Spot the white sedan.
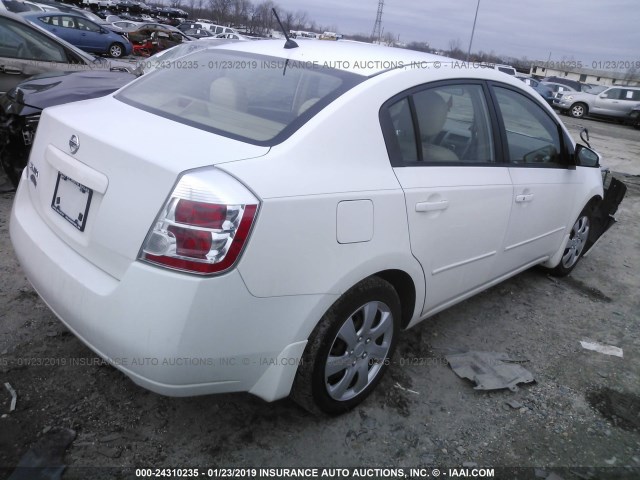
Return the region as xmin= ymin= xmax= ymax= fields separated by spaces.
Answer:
xmin=10 ymin=39 xmax=625 ymax=414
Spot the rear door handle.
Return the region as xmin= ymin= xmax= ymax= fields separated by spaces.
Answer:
xmin=416 ymin=200 xmax=449 ymax=212
xmin=515 ymin=194 xmax=534 ymax=203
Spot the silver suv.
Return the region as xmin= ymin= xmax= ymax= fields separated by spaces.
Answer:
xmin=554 ymin=85 xmax=640 ymax=119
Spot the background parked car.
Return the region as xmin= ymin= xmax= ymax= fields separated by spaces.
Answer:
xmin=21 ymin=11 xmax=132 ymax=57
xmin=0 ymin=69 xmax=135 ymax=186
xmin=0 ymin=10 xmax=132 ymax=94
xmin=539 ymin=81 xmax=578 ymax=101
xmin=124 ymin=23 xmax=187 ymax=54
xmin=554 ymin=86 xmax=640 ymax=119
xmin=0 ymin=41 xmax=224 ymax=186
xmin=182 ymin=27 xmax=213 ymax=39
xmin=213 ymin=32 xmax=247 ymax=40
xmin=517 ymin=74 xmax=540 ymax=87
xmin=541 ymin=76 xmax=583 ymax=91
xmin=532 ymin=82 xmax=569 ymax=106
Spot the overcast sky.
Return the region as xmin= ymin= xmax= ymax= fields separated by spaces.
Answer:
xmin=272 ymin=0 xmax=640 ymax=66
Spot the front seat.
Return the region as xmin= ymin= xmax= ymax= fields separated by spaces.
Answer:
xmin=413 ymin=91 xmax=458 ymax=162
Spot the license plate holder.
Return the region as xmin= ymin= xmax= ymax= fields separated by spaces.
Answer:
xmin=51 ymin=173 xmax=93 ymax=232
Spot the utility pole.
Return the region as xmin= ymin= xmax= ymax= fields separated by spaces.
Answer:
xmin=371 ymin=0 xmax=384 ymax=42
xmin=466 ymin=0 xmax=480 ymax=63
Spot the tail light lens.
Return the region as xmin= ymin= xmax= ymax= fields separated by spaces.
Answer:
xmin=139 ymin=168 xmax=259 ymax=275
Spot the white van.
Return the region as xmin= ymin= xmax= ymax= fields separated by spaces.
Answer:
xmin=202 ymin=23 xmax=237 ymax=35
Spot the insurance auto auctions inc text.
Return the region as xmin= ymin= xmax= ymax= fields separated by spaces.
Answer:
xmin=242 ymin=467 xmax=495 ymax=478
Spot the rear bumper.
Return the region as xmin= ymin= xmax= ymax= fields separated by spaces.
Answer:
xmin=10 ymin=174 xmax=330 ymax=401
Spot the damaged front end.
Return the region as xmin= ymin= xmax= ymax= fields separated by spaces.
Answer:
xmin=585 ymin=168 xmax=627 ymax=255
xmin=0 ymin=95 xmax=41 ymax=188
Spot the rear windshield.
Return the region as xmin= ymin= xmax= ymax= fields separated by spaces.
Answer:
xmin=116 ymin=50 xmax=365 ymax=145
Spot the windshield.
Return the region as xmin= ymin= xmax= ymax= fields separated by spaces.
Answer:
xmin=117 ymin=50 xmax=365 ymax=145
xmin=582 ymin=85 xmax=607 ymax=95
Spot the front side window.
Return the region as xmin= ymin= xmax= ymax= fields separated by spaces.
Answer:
xmin=116 ymin=50 xmax=364 ymax=145
xmin=75 ymin=18 xmax=101 ymax=33
xmin=383 ymin=83 xmax=495 ymax=165
xmin=603 ymin=88 xmax=623 ymax=100
xmin=493 ymin=86 xmax=563 ymax=165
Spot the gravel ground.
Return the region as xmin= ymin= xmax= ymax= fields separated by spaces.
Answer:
xmin=0 ymin=117 xmax=639 ymax=479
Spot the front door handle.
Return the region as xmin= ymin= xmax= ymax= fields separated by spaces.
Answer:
xmin=0 ymin=65 xmax=22 ymax=75
xmin=515 ymin=194 xmax=534 ymax=203
xmin=416 ymin=200 xmax=449 ymax=212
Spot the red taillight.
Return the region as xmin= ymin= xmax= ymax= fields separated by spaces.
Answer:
xmin=175 ymin=199 xmax=227 ymax=228
xmin=139 ymin=169 xmax=259 ymax=275
xmin=168 ymin=226 xmax=212 ymax=258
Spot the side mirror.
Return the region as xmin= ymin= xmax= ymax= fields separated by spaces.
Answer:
xmin=575 ymin=144 xmax=600 ymax=168
xmin=599 ymin=93 xmax=608 ymax=99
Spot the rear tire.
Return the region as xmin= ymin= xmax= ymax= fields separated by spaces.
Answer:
xmin=290 ymin=276 xmax=401 ymax=415
xmin=549 ymin=206 xmax=591 ymax=277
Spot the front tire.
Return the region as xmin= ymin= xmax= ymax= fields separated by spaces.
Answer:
xmin=550 ymin=207 xmax=591 ymax=277
xmin=108 ymin=43 xmax=124 ymax=58
xmin=291 ymin=276 xmax=401 ymax=415
xmin=569 ymin=102 xmax=588 ymax=119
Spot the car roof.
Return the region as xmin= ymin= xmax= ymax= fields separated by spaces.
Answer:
xmin=209 ymin=39 xmax=530 ymax=82
xmin=21 ymin=10 xmax=95 ymax=20
xmin=212 ymin=39 xmax=451 ymax=77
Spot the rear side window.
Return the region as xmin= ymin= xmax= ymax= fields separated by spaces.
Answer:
xmin=116 ymin=50 xmax=364 ymax=145
xmin=383 ymin=83 xmax=495 ymax=165
xmin=622 ymin=89 xmax=640 ymax=101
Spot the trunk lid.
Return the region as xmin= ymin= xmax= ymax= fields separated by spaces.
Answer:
xmin=25 ymin=96 xmax=269 ymax=280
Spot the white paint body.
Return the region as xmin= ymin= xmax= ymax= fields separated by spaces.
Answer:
xmin=10 ymin=40 xmax=604 ymax=401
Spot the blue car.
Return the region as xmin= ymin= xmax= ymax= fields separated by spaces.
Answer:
xmin=21 ymin=12 xmax=132 ymax=58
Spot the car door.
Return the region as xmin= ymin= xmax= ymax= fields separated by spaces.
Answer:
xmin=381 ymin=81 xmax=513 ymax=315
xmin=0 ymin=16 xmax=78 ymax=94
xmin=591 ymin=87 xmax=624 ymax=116
xmin=489 ymin=84 xmax=578 ymax=276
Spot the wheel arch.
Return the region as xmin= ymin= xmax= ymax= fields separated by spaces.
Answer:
xmin=374 ymin=269 xmax=417 ymax=330
xmin=542 ymin=193 xmax=603 ymax=269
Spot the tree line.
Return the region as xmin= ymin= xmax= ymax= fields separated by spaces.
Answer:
xmin=172 ymin=0 xmax=339 ymax=36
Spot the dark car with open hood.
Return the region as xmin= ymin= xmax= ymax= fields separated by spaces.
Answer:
xmin=0 ymin=70 xmax=135 ymax=186
xmin=0 ymin=41 xmax=230 ymax=187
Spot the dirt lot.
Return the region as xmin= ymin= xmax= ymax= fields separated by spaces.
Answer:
xmin=0 ymin=117 xmax=639 ymax=479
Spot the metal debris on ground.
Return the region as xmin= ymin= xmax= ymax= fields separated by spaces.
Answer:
xmin=580 ymin=340 xmax=623 ymax=358
xmin=506 ymin=399 xmax=524 ymax=409
xmin=4 ymin=382 xmax=17 ymax=412
xmin=394 ymin=382 xmax=420 ymax=395
xmin=445 ymin=351 xmax=534 ymax=392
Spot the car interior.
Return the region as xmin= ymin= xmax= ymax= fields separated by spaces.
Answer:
xmin=388 ymin=84 xmax=495 ymax=164
xmin=117 ymin=52 xmax=352 ymax=143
